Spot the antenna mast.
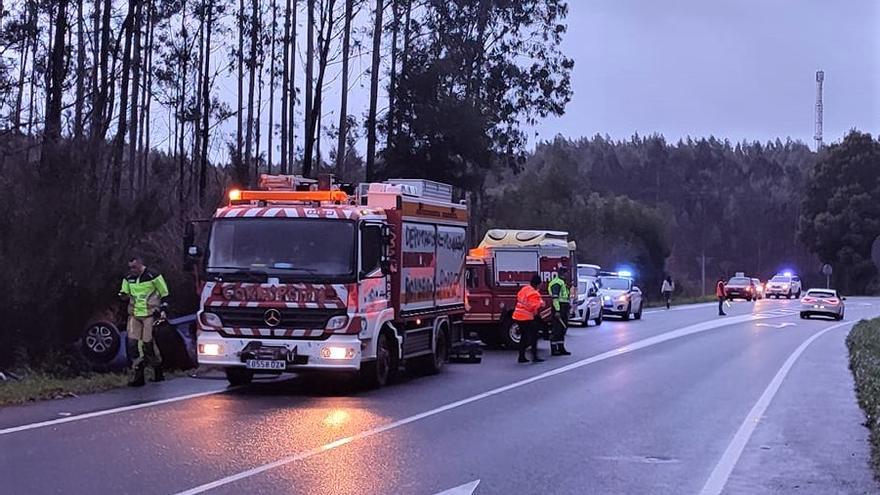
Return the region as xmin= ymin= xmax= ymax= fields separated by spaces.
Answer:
xmin=815 ymin=70 xmax=824 ymax=150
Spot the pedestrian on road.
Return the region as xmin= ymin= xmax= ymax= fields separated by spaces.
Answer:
xmin=716 ymin=277 xmax=727 ymax=316
xmin=514 ymin=274 xmax=546 ymax=364
xmin=119 ymin=256 xmax=170 ymax=386
xmin=548 ymin=267 xmax=572 ymax=356
xmin=661 ymin=276 xmax=675 ymax=310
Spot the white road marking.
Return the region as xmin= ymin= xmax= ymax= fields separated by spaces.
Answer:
xmin=755 ymin=322 xmax=796 ymax=329
xmin=644 ymin=302 xmax=716 ymax=314
xmin=434 ymin=480 xmax=481 ymax=495
xmin=0 ymin=387 xmax=232 ymax=436
xmin=698 ymin=320 xmax=854 ymax=495
xmin=173 ymin=311 xmax=796 ymax=495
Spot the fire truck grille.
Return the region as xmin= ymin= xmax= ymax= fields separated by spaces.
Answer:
xmin=213 ymin=307 xmax=344 ymax=330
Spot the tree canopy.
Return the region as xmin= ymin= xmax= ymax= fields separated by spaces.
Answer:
xmin=800 ymin=130 xmax=880 ymax=293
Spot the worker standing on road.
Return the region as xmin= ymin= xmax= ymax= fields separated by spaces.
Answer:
xmin=548 ymin=267 xmax=572 ymax=356
xmin=661 ymin=276 xmax=675 ymax=310
xmin=513 ymin=274 xmax=546 ymax=364
xmin=119 ymin=256 xmax=170 ymax=386
xmin=716 ymin=277 xmax=727 ymax=316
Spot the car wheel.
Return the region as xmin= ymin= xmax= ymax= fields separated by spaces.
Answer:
xmin=225 ymin=367 xmax=254 ymax=386
xmin=795 ymin=291 xmax=801 ymax=299
xmin=622 ymin=303 xmax=632 ymax=321
xmin=502 ymin=317 xmax=521 ymax=348
xmin=81 ymin=321 xmax=122 ymax=364
xmin=634 ymin=303 xmax=643 ymax=320
xmin=595 ymin=310 xmax=603 ymax=325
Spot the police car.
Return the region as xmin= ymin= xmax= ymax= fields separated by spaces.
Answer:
xmin=766 ymin=272 xmax=802 ymax=299
xmin=597 ymin=271 xmax=644 ymax=321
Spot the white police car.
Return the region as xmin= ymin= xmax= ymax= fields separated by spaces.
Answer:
xmin=597 ymin=272 xmax=644 ymax=321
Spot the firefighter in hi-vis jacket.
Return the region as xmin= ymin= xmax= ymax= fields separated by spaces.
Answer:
xmin=119 ymin=256 xmax=170 ymax=386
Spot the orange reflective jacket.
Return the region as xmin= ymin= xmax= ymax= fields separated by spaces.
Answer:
xmin=513 ymin=285 xmax=544 ymax=321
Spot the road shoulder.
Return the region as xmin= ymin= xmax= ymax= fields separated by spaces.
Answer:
xmin=723 ymin=324 xmax=878 ymax=494
xmin=0 ymin=373 xmax=230 ymax=432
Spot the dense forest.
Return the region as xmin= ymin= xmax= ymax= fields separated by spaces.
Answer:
xmin=483 ymin=135 xmax=820 ymax=296
xmin=0 ymin=0 xmax=876 ymax=370
xmin=0 ymin=0 xmax=574 ymax=367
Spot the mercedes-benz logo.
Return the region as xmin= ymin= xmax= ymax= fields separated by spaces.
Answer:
xmin=264 ymin=309 xmax=282 ymax=327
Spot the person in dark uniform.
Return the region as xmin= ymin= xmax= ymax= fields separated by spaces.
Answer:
xmin=548 ymin=267 xmax=572 ymax=356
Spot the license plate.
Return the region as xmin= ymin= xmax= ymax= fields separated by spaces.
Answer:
xmin=246 ymin=359 xmax=286 ymax=370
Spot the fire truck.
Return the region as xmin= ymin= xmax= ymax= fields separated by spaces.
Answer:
xmin=464 ymin=229 xmax=576 ymax=347
xmin=184 ymin=175 xmax=471 ymax=387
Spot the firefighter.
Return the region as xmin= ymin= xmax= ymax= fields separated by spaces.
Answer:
xmin=548 ymin=267 xmax=572 ymax=356
xmin=716 ymin=277 xmax=727 ymax=316
xmin=119 ymin=256 xmax=170 ymax=386
xmin=513 ymin=274 xmax=545 ymax=364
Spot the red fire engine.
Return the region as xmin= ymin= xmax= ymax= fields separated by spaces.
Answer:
xmin=185 ymin=176 xmax=474 ymax=387
xmin=464 ymin=229 xmax=576 ymax=347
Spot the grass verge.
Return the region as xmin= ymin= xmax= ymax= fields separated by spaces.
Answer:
xmin=0 ymin=371 xmax=130 ymax=406
xmin=846 ymin=317 xmax=880 ymax=479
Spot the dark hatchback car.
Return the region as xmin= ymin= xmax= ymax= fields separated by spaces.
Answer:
xmin=725 ymin=276 xmax=756 ymax=301
xmin=79 ymin=314 xmax=198 ymax=371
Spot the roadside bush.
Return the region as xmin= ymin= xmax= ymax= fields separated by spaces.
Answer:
xmin=0 ymin=137 xmax=229 ymax=371
xmin=846 ymin=318 xmax=880 ymax=478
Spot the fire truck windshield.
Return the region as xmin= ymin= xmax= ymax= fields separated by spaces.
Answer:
xmin=206 ymin=218 xmax=356 ymax=280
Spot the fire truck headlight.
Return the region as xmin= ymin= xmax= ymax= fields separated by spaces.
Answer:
xmin=199 ymin=312 xmax=222 ymax=329
xmin=198 ymin=343 xmax=223 ymax=356
xmin=321 ymin=346 xmax=356 ymax=360
xmin=325 ymin=315 xmax=349 ymax=331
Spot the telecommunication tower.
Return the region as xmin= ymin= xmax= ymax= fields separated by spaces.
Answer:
xmin=815 ymin=70 xmax=824 ymax=150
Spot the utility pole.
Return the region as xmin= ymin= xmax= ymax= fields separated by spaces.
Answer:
xmin=814 ymin=70 xmax=824 ymax=151
xmin=698 ymin=253 xmax=713 ymax=296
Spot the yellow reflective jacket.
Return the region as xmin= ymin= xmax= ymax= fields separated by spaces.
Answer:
xmin=120 ymin=268 xmax=170 ymax=318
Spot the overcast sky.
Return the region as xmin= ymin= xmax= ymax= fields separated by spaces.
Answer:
xmin=198 ymin=0 xmax=879 ymax=162
xmin=531 ymin=0 xmax=880 ymax=148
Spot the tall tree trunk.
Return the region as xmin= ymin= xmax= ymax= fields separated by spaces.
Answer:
xmin=139 ymin=0 xmax=154 ymax=190
xmin=386 ymin=0 xmax=398 ymax=150
xmin=401 ymin=0 xmax=411 ymax=78
xmin=26 ymin=3 xmax=41 ymax=135
xmin=236 ymin=0 xmax=245 ymax=162
xmin=287 ymin=1 xmax=296 ymax=171
xmin=89 ymin=0 xmax=112 ymax=181
xmin=12 ymin=1 xmax=33 ymax=131
xmin=89 ymin=0 xmax=100 ymax=134
xmin=178 ymin=0 xmax=189 ymax=203
xmin=303 ymin=0 xmax=335 ymax=179
xmin=303 ymin=0 xmax=314 ymax=174
xmin=192 ymin=12 xmax=205 ymax=188
xmin=256 ymin=16 xmax=265 ymax=181
xmin=268 ymin=0 xmax=277 ymax=173
xmin=335 ymin=0 xmax=352 ymax=180
xmin=199 ymin=0 xmax=213 ymax=201
xmin=73 ymin=0 xmax=86 ymax=139
xmin=244 ymin=0 xmax=259 ymax=185
xmin=280 ymin=0 xmax=291 ymax=174
xmin=365 ymin=0 xmax=383 ymax=181
xmin=127 ymin=0 xmax=144 ymax=196
xmin=111 ymin=1 xmax=137 ymax=199
xmin=40 ymin=0 xmax=69 ymax=170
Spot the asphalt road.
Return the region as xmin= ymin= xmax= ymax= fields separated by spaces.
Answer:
xmin=2 ymin=298 xmax=879 ymax=495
